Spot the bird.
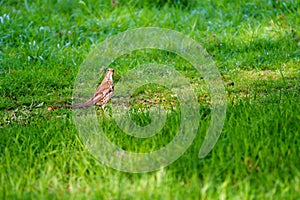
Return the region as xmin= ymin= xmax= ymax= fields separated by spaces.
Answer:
xmin=73 ymin=68 xmax=114 ymax=109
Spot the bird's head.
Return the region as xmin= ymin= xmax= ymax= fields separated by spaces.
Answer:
xmin=105 ymin=68 xmax=114 ymax=81
xmin=107 ymin=68 xmax=114 ymax=74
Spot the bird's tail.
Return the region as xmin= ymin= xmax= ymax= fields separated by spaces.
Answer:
xmin=72 ymin=99 xmax=94 ymax=109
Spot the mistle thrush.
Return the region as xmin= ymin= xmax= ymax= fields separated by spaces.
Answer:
xmin=73 ymin=68 xmax=114 ymax=109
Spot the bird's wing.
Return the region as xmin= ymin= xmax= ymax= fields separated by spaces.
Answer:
xmin=92 ymin=80 xmax=113 ymax=104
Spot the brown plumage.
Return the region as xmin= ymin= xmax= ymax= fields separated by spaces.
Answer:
xmin=73 ymin=68 xmax=114 ymax=109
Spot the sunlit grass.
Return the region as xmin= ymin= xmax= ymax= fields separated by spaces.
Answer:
xmin=1 ymin=0 xmax=299 ymax=199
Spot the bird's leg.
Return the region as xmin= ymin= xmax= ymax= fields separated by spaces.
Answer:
xmin=97 ymin=107 xmax=104 ymax=119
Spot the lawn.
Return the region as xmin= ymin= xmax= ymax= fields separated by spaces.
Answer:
xmin=1 ymin=0 xmax=300 ymax=199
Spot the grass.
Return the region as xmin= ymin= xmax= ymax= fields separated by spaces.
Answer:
xmin=1 ymin=0 xmax=300 ymax=199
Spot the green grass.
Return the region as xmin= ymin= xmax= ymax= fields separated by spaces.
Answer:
xmin=1 ymin=0 xmax=300 ymax=199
